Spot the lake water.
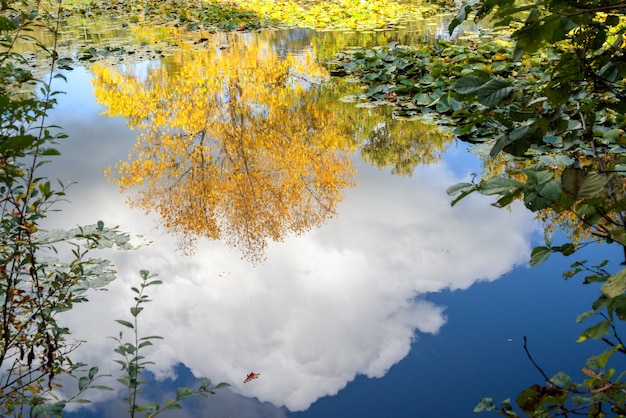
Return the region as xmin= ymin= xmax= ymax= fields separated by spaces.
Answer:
xmin=32 ymin=24 xmax=625 ymax=418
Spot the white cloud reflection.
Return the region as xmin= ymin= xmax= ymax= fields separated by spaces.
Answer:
xmin=43 ymin=68 xmax=537 ymax=413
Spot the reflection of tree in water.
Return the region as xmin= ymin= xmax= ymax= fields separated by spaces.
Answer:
xmin=92 ymin=36 xmax=357 ymax=263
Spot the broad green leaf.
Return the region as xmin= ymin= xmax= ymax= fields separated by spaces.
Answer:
xmin=600 ymin=268 xmax=626 ymax=298
xmin=479 ymin=177 xmax=524 ymax=195
xmin=577 ymin=319 xmax=610 ymax=342
xmin=176 ymin=386 xmax=195 ymax=400
xmin=454 ymin=76 xmax=485 ymax=94
xmin=0 ymin=134 xmax=38 ymax=154
xmin=447 ymin=182 xmax=477 ymax=206
xmin=542 ymin=135 xmax=562 ymax=146
xmin=78 ymin=376 xmax=89 ymax=391
xmin=32 ymin=401 xmax=66 ymax=417
xmin=516 ymin=385 xmax=543 ymax=412
xmin=446 ymin=182 xmax=475 ymax=196
xmin=490 ymin=134 xmax=514 ymax=158
xmin=40 ymin=147 xmax=61 ymax=156
xmin=509 ymin=126 xmax=529 ymax=142
xmin=448 ymin=2 xmax=473 ymax=34
xmin=530 ymin=246 xmax=552 ymax=267
xmin=586 ymin=345 xmax=621 ymax=369
xmin=551 ymin=243 xmax=575 ymax=256
xmin=476 ymin=79 xmax=514 ymax=107
xmin=0 ymin=16 xmax=18 ymax=31
xmin=550 ymin=371 xmax=572 ymax=387
xmin=537 ymin=154 xmax=573 ymax=167
xmin=561 ymin=167 xmax=608 ymax=200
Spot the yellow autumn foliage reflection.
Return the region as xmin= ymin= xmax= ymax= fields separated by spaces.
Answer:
xmin=92 ymin=34 xmax=357 ymax=263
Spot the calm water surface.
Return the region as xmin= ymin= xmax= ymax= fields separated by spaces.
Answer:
xmin=36 ymin=26 xmax=624 ymax=418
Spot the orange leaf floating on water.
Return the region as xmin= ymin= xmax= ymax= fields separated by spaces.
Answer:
xmin=244 ymin=372 xmax=259 ymax=383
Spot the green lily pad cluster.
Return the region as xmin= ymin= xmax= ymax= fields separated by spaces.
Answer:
xmin=242 ymin=0 xmax=427 ymax=30
xmin=327 ymin=39 xmax=539 ymax=127
xmin=64 ymin=0 xmax=279 ymax=31
xmin=61 ymin=0 xmax=431 ymax=32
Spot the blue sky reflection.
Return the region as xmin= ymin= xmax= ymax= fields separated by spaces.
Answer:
xmin=48 ymin=66 xmax=539 ymax=415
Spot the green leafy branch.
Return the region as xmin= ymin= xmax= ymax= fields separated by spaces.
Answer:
xmin=111 ymin=270 xmax=230 ymax=418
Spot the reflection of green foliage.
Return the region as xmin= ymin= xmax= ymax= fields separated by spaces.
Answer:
xmin=360 ymin=111 xmax=454 ymax=175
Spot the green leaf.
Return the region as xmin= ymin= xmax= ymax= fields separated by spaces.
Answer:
xmin=476 ymin=79 xmax=514 ymax=107
xmin=550 ymin=371 xmax=572 ymax=387
xmin=176 ymin=386 xmax=195 ymax=400
xmin=530 ymin=246 xmax=552 ymax=267
xmin=474 ymin=397 xmax=496 ymax=412
xmin=40 ymin=147 xmax=61 ymax=156
xmin=0 ymin=16 xmax=18 ymax=31
xmin=448 ymin=3 xmax=473 ymax=34
xmin=561 ymin=167 xmax=608 ymax=200
xmin=88 ymin=367 xmax=99 ymax=379
xmin=552 ymin=243 xmax=575 ymax=256
xmin=447 ymin=182 xmax=477 ymax=206
xmin=490 ymin=134 xmax=514 ymax=158
xmin=454 ymin=76 xmax=486 ymax=94
xmin=0 ymin=134 xmax=38 ymax=154
xmin=32 ymin=401 xmax=66 ymax=417
xmin=578 ymin=319 xmax=611 ymax=342
xmin=479 ymin=177 xmax=524 ymax=195
xmin=600 ymin=268 xmax=626 ymax=298
xmin=78 ymin=376 xmax=89 ymax=391
xmin=215 ymin=382 xmax=231 ymax=389
xmin=139 ymin=335 xmax=164 ymax=340
xmin=138 ymin=341 xmax=153 ymax=349
xmin=130 ymin=306 xmax=144 ymax=317
xmin=115 ymin=319 xmax=135 ymax=329
xmin=586 ymin=344 xmax=621 ymax=369
xmin=576 ymin=310 xmax=595 ymax=323
xmin=91 ymin=385 xmax=114 ymax=391
xmin=446 ymin=182 xmax=475 ymax=196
